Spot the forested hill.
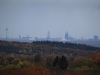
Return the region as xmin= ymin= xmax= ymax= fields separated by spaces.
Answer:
xmin=32 ymin=41 xmax=100 ymax=51
xmin=0 ymin=40 xmax=100 ymax=56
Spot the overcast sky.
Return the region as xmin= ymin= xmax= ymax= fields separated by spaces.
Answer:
xmin=0 ymin=0 xmax=100 ymax=39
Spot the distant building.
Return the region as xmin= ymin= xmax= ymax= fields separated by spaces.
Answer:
xmin=34 ymin=32 xmax=61 ymax=41
xmin=65 ymin=32 xmax=73 ymax=41
xmin=34 ymin=37 xmax=61 ymax=41
xmin=19 ymin=35 xmax=21 ymax=40
xmin=65 ymin=32 xmax=68 ymax=39
xmin=47 ymin=31 xmax=50 ymax=39
xmin=94 ymin=35 xmax=99 ymax=40
xmin=6 ymin=28 xmax=8 ymax=40
xmin=21 ymin=35 xmax=32 ymax=42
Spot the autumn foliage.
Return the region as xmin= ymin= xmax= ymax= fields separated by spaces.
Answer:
xmin=0 ymin=66 xmax=52 ymax=75
xmin=0 ymin=40 xmax=100 ymax=75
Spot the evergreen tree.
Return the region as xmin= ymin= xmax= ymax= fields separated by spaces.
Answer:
xmin=58 ymin=55 xmax=68 ymax=70
xmin=52 ymin=56 xmax=59 ymax=66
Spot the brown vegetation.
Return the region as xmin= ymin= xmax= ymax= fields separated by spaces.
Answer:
xmin=0 ymin=41 xmax=100 ymax=75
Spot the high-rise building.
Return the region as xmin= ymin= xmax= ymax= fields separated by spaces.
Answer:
xmin=47 ymin=31 xmax=50 ymax=39
xmin=65 ymin=32 xmax=74 ymax=41
xmin=6 ymin=28 xmax=8 ymax=40
xmin=65 ymin=32 xmax=68 ymax=39
xmin=94 ymin=35 xmax=99 ymax=40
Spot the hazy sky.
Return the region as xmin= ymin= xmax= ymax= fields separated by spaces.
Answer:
xmin=0 ymin=0 xmax=100 ymax=39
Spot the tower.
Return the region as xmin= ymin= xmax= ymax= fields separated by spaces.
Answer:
xmin=47 ymin=31 xmax=50 ymax=39
xmin=65 ymin=32 xmax=68 ymax=39
xmin=19 ymin=35 xmax=21 ymax=40
xmin=6 ymin=28 xmax=8 ymax=40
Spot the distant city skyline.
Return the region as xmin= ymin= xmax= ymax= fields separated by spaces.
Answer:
xmin=0 ymin=30 xmax=100 ymax=47
xmin=0 ymin=29 xmax=99 ymax=41
xmin=0 ymin=0 xmax=100 ymax=39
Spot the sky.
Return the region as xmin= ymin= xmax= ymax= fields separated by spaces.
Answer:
xmin=0 ymin=0 xmax=100 ymax=39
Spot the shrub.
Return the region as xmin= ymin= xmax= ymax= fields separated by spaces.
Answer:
xmin=34 ymin=54 xmax=41 ymax=65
